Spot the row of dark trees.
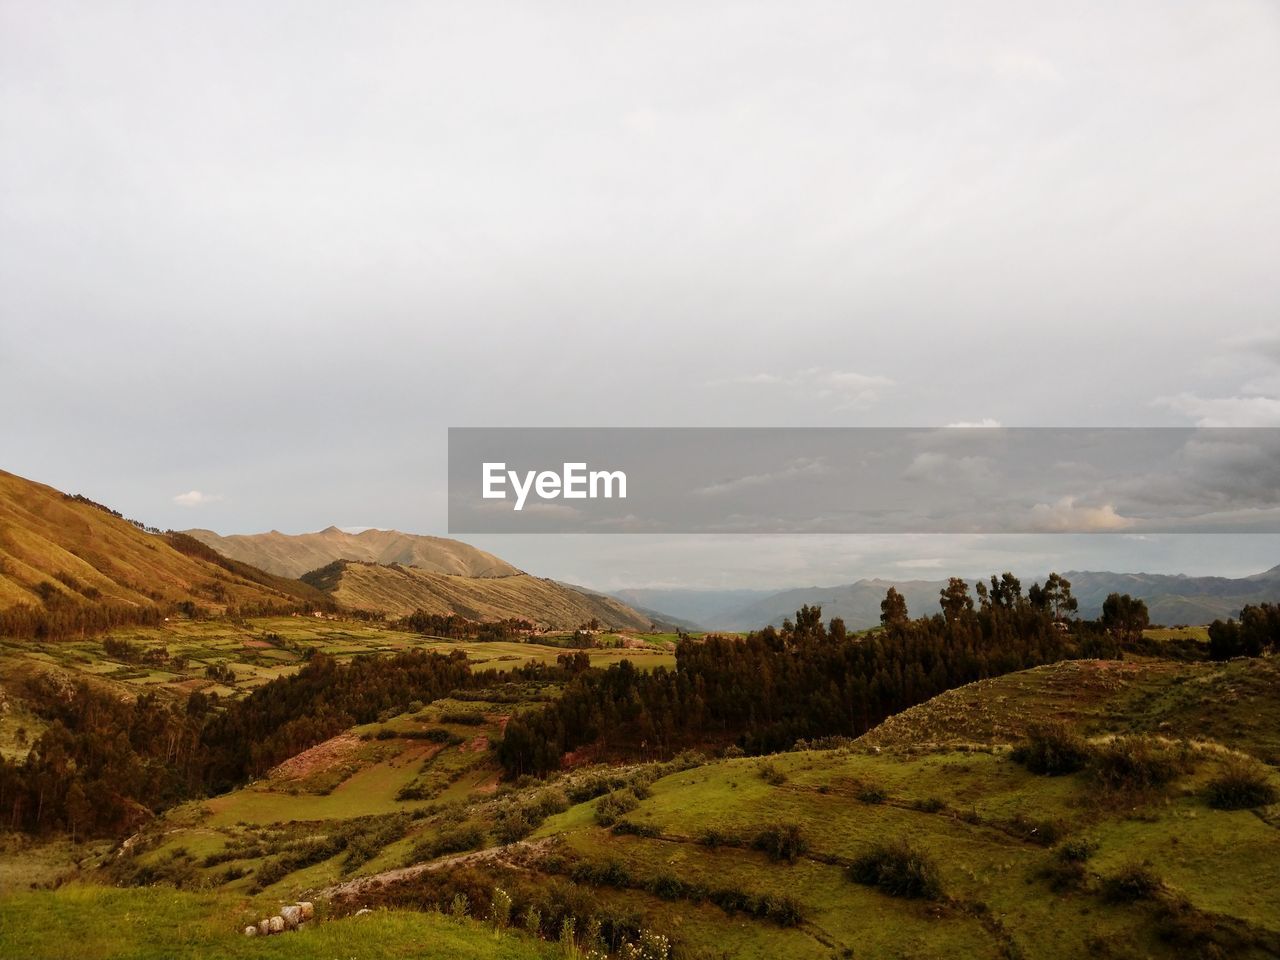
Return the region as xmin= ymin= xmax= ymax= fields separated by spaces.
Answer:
xmin=498 ymin=575 xmax=1122 ymax=778
xmin=396 ymin=611 xmax=534 ymax=641
xmin=1208 ymin=603 xmax=1280 ymax=660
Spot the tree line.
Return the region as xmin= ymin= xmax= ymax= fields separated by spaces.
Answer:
xmin=498 ymin=573 xmax=1123 ymax=777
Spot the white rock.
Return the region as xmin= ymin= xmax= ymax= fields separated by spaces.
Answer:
xmin=243 ymin=926 xmax=258 ymax=937
xmin=269 ymin=915 xmax=285 ymax=934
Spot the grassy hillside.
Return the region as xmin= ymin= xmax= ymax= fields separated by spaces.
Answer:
xmin=58 ymin=655 xmax=1276 ymax=959
xmin=0 ymin=470 xmax=328 ymax=633
xmin=186 ymin=526 xmax=522 ymax=579
xmin=303 ymin=560 xmax=657 ymax=630
xmin=0 ymin=885 xmax=555 ymax=960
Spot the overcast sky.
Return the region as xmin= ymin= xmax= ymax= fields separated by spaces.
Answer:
xmin=3 ymin=1 xmax=1278 ymax=588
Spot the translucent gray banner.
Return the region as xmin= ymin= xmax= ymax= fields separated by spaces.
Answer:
xmin=447 ymin=428 xmax=1280 ymax=534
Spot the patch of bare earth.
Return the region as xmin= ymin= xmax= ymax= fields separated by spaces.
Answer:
xmin=268 ymin=733 xmax=363 ymax=782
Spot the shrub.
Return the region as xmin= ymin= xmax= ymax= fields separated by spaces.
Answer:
xmin=1100 ymin=862 xmax=1163 ymax=903
xmin=848 ymin=841 xmax=943 ymax=900
xmin=697 ymin=827 xmax=730 ymax=848
xmin=1056 ymin=837 xmax=1098 ymax=863
xmin=1204 ymin=758 xmax=1278 ymax=810
xmin=856 ymin=783 xmax=887 ymax=804
xmin=758 ymin=762 xmax=787 ymax=785
xmin=413 ymin=825 xmax=485 ymax=861
xmin=595 ymin=789 xmax=640 ymax=827
xmin=1012 ymin=722 xmax=1090 ymax=776
xmin=1090 ymin=737 xmax=1189 ymax=792
xmin=751 ymin=823 xmax=808 ymax=863
xmin=612 ymin=819 xmax=659 ymax=838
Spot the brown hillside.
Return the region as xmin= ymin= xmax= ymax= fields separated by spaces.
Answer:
xmin=185 ymin=526 xmax=521 ymax=579
xmin=0 ymin=469 xmax=329 ymax=634
xmin=303 ymin=560 xmax=655 ymax=630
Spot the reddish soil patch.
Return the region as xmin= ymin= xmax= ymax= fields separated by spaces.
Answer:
xmin=242 ymin=639 xmax=273 ymax=648
xmin=465 ymin=736 xmax=490 ymax=753
xmin=269 ymin=733 xmax=362 ymax=781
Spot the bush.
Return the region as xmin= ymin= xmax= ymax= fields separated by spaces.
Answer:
xmin=413 ymin=825 xmax=486 ymax=861
xmin=758 ymin=762 xmax=787 ymax=785
xmin=1012 ymin=722 xmax=1090 ymax=775
xmin=856 ymin=783 xmax=887 ymax=804
xmin=1101 ymin=862 xmax=1163 ymax=903
xmin=595 ymin=789 xmax=640 ymax=827
xmin=751 ymin=823 xmax=808 ymax=863
xmin=1090 ymin=737 xmax=1189 ymax=792
xmin=1056 ymin=837 xmax=1098 ymax=863
xmin=1204 ymin=758 xmax=1278 ymax=810
xmin=612 ymin=819 xmax=659 ymax=838
xmin=848 ymin=841 xmax=943 ymax=900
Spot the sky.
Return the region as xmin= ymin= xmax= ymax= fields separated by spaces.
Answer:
xmin=2 ymin=1 xmax=1279 ymax=589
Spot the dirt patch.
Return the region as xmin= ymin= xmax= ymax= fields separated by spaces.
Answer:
xmin=268 ymin=733 xmax=363 ymax=782
xmin=464 ymin=736 xmax=489 ymax=753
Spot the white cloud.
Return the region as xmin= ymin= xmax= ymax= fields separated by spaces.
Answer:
xmin=695 ymin=457 xmax=829 ymax=496
xmin=173 ymin=490 xmax=223 ymax=507
xmin=1027 ymin=496 xmax=1134 ymax=532
xmin=1153 ymin=392 xmax=1280 ymax=427
xmin=945 ymin=418 xmax=1003 ymax=428
xmin=903 ymin=451 xmax=993 ymax=484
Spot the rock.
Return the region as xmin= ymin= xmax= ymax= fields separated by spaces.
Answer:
xmin=281 ymin=905 xmax=302 ymax=928
xmin=257 ymin=919 xmax=271 ymax=936
xmin=243 ymin=926 xmax=257 ymax=936
xmin=269 ymin=915 xmax=285 ymax=934
xmin=297 ymin=900 xmax=315 ymax=921
xmin=355 ymin=907 xmax=373 ymax=916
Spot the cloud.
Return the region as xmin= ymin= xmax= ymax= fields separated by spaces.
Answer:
xmin=173 ymin=490 xmax=223 ymax=507
xmin=892 ymin=557 xmax=947 ymax=569
xmin=709 ymin=369 xmax=894 ymax=411
xmin=902 ymin=451 xmax=993 ymax=484
xmin=1153 ymin=392 xmax=1280 ymax=427
xmin=1027 ymin=496 xmax=1134 ymax=532
xmin=945 ymin=418 xmax=1002 ymax=428
xmin=695 ymin=457 xmax=829 ymax=496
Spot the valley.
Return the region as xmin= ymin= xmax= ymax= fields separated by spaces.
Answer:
xmin=0 ymin=469 xmax=1278 ymax=959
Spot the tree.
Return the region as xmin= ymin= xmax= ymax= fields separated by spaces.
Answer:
xmin=1042 ymin=573 xmax=1078 ymax=621
xmin=880 ymin=588 xmax=908 ymax=628
xmin=989 ymin=572 xmax=1022 ymax=609
xmin=1101 ymin=593 xmax=1148 ymax=642
xmin=938 ymin=578 xmax=973 ymax=623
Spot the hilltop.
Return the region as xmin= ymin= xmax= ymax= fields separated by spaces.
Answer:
xmin=185 ymin=527 xmax=521 ymax=579
xmin=0 ymin=469 xmax=328 ymax=635
xmin=301 ymin=559 xmax=657 ymax=630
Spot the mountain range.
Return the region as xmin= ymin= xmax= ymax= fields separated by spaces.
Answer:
xmin=616 ymin=567 xmax=1280 ymax=631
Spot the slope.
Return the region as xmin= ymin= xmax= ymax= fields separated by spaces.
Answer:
xmin=0 ymin=469 xmax=329 ymax=635
xmin=302 ymin=560 xmax=656 ymax=630
xmin=185 ymin=526 xmax=521 ymax=579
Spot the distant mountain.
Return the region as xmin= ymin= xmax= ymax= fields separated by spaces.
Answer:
xmin=302 ymin=560 xmax=657 ymax=630
xmin=609 ymin=588 xmax=777 ymax=629
xmin=185 ymin=527 xmax=521 ymax=579
xmin=0 ymin=469 xmax=328 ymax=632
xmin=647 ymin=567 xmax=1280 ymax=632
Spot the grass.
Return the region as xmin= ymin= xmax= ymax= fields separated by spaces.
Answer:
xmin=0 ymin=885 xmax=556 ymax=960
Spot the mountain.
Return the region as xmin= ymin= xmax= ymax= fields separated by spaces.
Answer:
xmin=671 ymin=567 xmax=1280 ymax=631
xmin=184 ymin=526 xmax=520 ymax=579
xmin=0 ymin=469 xmax=329 ymax=634
xmin=301 ymin=559 xmax=657 ymax=630
xmin=609 ymin=588 xmax=776 ymax=628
